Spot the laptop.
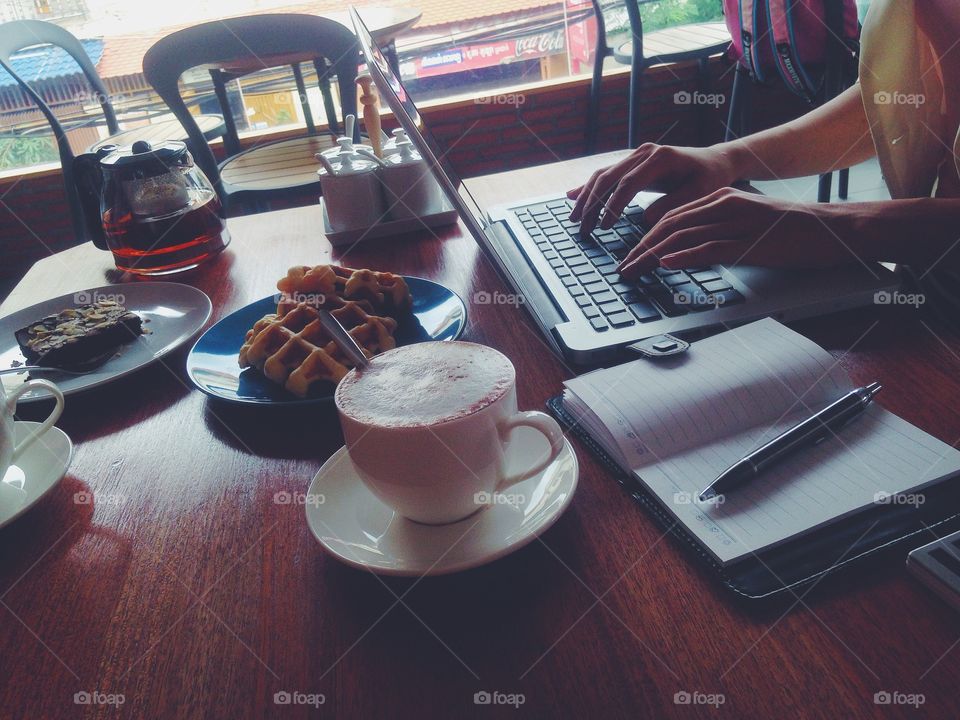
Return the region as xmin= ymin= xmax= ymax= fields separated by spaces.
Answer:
xmin=350 ymin=8 xmax=899 ymax=365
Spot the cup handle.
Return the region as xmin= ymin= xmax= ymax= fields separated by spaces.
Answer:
xmin=497 ymin=411 xmax=565 ymax=490
xmin=5 ymin=379 xmax=64 ymax=462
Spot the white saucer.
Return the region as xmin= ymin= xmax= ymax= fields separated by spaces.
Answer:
xmin=0 ymin=422 xmax=73 ymax=530
xmin=305 ymin=426 xmax=578 ymax=576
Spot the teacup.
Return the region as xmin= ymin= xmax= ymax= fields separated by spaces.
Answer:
xmin=0 ymin=379 xmax=65 ymax=478
xmin=335 ymin=341 xmax=565 ymax=525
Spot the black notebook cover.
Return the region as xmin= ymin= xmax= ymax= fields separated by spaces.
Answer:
xmin=547 ymin=395 xmax=960 ymax=602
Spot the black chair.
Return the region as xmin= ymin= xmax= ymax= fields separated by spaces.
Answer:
xmin=724 ymin=2 xmax=858 ymax=201
xmin=209 ymin=59 xmax=343 ymax=158
xmin=143 ymin=14 xmax=359 ymax=216
xmin=586 ymin=0 xmax=731 ymax=151
xmin=0 ymin=19 xmax=122 ymax=245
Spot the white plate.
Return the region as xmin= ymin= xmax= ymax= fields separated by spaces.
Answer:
xmin=0 ymin=283 xmax=212 ymax=403
xmin=305 ymin=426 xmax=579 ymax=576
xmin=0 ymin=421 xmax=73 ymax=530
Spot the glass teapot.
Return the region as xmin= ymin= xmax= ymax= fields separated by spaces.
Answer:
xmin=74 ymin=140 xmax=229 ymax=275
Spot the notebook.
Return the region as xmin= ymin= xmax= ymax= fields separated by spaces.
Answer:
xmin=560 ymin=318 xmax=960 ymax=567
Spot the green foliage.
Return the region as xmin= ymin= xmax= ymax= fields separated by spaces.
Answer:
xmin=0 ymin=135 xmax=59 ymax=171
xmin=640 ymin=0 xmax=724 ymax=32
xmin=601 ymin=0 xmax=724 ymax=40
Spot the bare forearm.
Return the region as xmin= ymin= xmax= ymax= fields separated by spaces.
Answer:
xmin=713 ymin=85 xmax=876 ymax=181
xmin=845 ymin=198 xmax=960 ymax=271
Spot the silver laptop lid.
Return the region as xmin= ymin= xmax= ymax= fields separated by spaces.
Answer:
xmin=350 ymin=8 xmax=492 ymax=243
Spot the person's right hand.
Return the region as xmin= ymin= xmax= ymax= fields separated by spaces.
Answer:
xmin=567 ymin=143 xmax=743 ymax=236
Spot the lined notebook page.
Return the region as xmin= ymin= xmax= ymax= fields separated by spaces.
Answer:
xmin=563 ymin=319 xmax=960 ymax=565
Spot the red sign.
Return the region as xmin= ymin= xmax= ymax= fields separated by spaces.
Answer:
xmin=405 ymin=28 xmax=567 ymax=79
xmin=565 ymin=0 xmax=597 ymax=73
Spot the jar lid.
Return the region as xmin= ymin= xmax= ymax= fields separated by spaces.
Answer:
xmin=384 ymin=140 xmax=422 ymax=167
xmin=321 ymin=139 xmax=380 ymax=176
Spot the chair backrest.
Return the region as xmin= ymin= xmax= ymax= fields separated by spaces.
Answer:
xmin=0 ymin=19 xmax=119 ymax=247
xmin=0 ymin=19 xmax=119 ymax=137
xmin=143 ymin=14 xmax=359 ymax=195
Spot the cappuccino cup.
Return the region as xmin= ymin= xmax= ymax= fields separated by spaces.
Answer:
xmin=1 ymin=379 xmax=65 ymax=478
xmin=335 ymin=341 xmax=565 ymax=525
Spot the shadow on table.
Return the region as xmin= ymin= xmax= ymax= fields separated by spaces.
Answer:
xmin=12 ymin=352 xmax=192 ymax=445
xmin=0 ymin=475 xmax=131 ymax=597
xmin=313 ymin=507 xmax=592 ymax=660
xmin=201 ymin=397 xmax=344 ymax=460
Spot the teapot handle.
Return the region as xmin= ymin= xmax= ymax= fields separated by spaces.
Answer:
xmin=72 ymin=151 xmax=109 ymax=250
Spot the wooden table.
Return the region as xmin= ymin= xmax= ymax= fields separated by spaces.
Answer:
xmin=2 ymin=152 xmax=960 ymax=719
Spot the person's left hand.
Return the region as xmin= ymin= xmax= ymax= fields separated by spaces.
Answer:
xmin=617 ymin=188 xmax=866 ymax=277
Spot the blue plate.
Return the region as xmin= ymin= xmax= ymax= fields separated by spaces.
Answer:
xmin=186 ymin=276 xmax=466 ymax=405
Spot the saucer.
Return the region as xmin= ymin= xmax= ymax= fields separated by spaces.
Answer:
xmin=305 ymin=426 xmax=578 ymax=576
xmin=0 ymin=422 xmax=73 ymax=530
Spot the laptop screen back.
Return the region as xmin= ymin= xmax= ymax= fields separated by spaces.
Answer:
xmin=349 ymin=7 xmax=492 ymax=238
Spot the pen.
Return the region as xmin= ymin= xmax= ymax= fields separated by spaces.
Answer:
xmin=698 ymin=382 xmax=883 ymax=502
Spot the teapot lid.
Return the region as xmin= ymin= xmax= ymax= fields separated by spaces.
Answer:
xmin=98 ymin=140 xmax=188 ymax=170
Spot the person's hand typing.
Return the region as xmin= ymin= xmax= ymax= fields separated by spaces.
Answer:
xmin=566 ymin=143 xmax=741 ymax=236
xmin=616 ymin=189 xmax=865 ymax=277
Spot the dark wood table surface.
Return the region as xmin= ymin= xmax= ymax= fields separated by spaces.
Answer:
xmin=2 ymin=153 xmax=960 ymax=719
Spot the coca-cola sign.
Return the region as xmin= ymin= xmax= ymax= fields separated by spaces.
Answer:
xmin=514 ymin=29 xmax=566 ymax=58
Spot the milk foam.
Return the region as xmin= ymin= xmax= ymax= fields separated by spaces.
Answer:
xmin=336 ymin=342 xmax=514 ymax=427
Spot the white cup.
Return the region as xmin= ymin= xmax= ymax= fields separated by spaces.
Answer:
xmin=335 ymin=342 xmax=565 ymax=525
xmin=0 ymin=379 xmax=65 ymax=477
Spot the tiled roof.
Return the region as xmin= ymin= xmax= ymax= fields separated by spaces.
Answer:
xmin=0 ymin=38 xmax=103 ymax=88
xmin=95 ymin=32 xmax=157 ymax=79
xmin=283 ymin=0 xmax=561 ymax=29
xmin=3 ymin=0 xmax=562 ymax=83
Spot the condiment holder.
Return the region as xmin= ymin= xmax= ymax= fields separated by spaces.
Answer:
xmin=316 ymin=138 xmax=386 ymax=233
xmin=380 ymin=140 xmax=443 ymax=220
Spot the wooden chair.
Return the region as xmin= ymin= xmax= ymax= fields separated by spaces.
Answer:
xmin=586 ymin=0 xmax=731 ymax=151
xmin=0 ymin=19 xmax=125 ymax=247
xmin=143 ymin=14 xmax=359 ymax=216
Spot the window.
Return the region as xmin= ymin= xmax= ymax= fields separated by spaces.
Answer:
xmin=0 ymin=0 xmax=725 ymax=174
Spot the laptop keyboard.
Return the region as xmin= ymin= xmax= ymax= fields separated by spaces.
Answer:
xmin=514 ymin=198 xmax=745 ymax=331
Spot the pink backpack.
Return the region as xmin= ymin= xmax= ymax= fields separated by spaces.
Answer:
xmin=724 ymin=0 xmax=860 ymax=101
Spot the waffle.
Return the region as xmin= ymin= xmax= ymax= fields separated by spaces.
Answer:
xmin=239 ymin=301 xmax=398 ymax=396
xmin=276 ymin=264 xmax=412 ymax=316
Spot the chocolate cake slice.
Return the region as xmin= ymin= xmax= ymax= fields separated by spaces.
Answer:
xmin=15 ymin=300 xmax=143 ymax=368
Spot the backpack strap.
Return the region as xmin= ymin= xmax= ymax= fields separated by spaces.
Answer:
xmin=766 ymin=0 xmax=818 ymax=102
xmin=738 ymin=0 xmax=766 ymax=82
